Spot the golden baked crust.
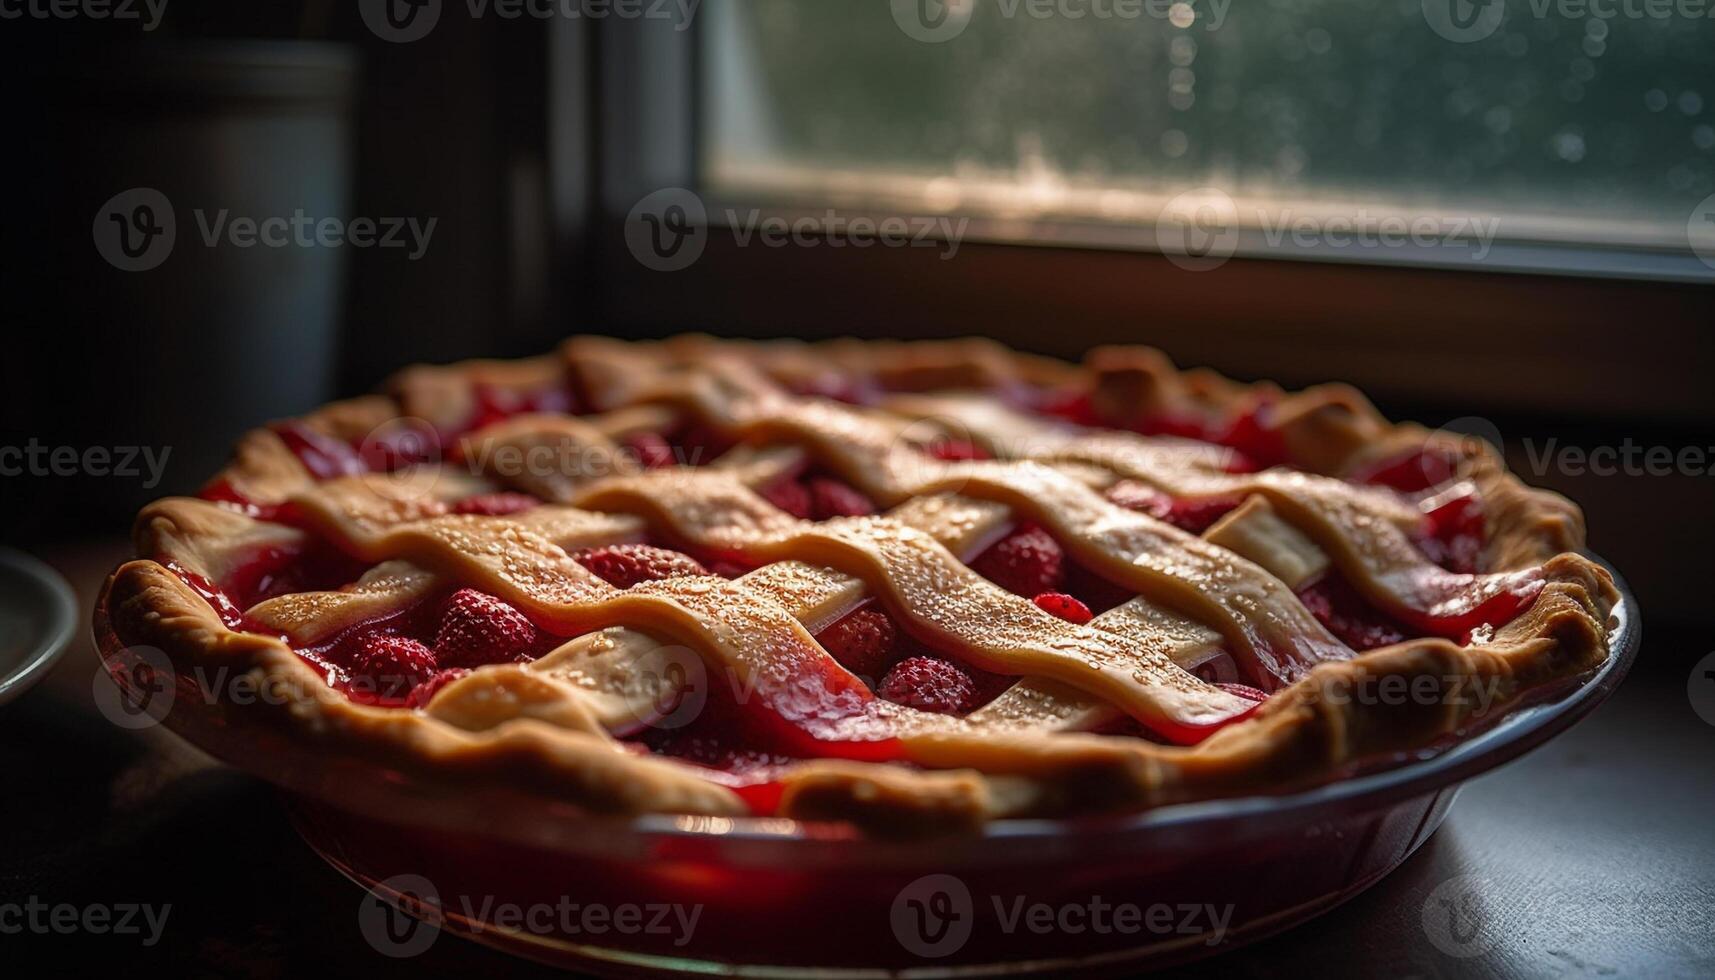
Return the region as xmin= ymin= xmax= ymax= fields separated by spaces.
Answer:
xmin=96 ymin=336 xmax=1619 ymax=834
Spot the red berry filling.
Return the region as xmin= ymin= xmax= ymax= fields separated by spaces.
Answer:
xmin=1106 ymin=482 xmax=1244 ymax=535
xmin=925 ymin=439 xmax=992 ymax=462
xmin=359 ymin=421 xmax=441 ymax=473
xmin=467 ymin=378 xmax=583 ymax=432
xmin=269 ymin=420 xmax=366 ymax=480
xmin=1296 ymin=574 xmax=1409 ymax=652
xmin=761 ymin=470 xmax=877 ymax=521
xmin=878 ymin=656 xmax=976 ymax=715
xmin=634 ymin=680 xmax=805 ymax=779
xmin=760 ymin=475 xmax=812 ymax=518
xmin=970 ymin=523 xmax=1065 ymax=597
xmin=572 ymin=544 xmax=709 ymax=589
xmin=808 ymin=477 xmax=876 ymax=519
xmin=813 ymin=602 xmax=1017 ymax=712
xmin=815 ymin=605 xmax=899 ymax=682
xmin=434 ymin=588 xmax=551 ymax=668
xmin=1416 ymin=488 xmax=1485 ymax=574
xmin=408 ymin=668 xmax=471 ymax=708
xmin=1036 ymin=387 xmax=1101 ymax=425
xmin=623 ymin=431 xmax=677 ymax=470
xmin=1214 ymin=403 xmax=1290 ymax=470
xmin=668 ymin=423 xmax=733 ymax=467
xmin=349 ymin=635 xmax=437 ymax=702
xmin=1033 ymin=591 xmax=1093 ymax=625
xmin=1217 ymin=682 xmax=1270 ymax=703
xmin=1352 ymin=447 xmax=1463 ymax=494
xmin=451 ymin=492 xmax=542 ymax=517
xmin=705 ymin=558 xmax=754 ymax=580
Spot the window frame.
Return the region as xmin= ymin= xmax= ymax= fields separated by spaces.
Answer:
xmin=553 ymin=14 xmax=1715 ymax=425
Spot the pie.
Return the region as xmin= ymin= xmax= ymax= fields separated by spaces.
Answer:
xmin=98 ymin=336 xmax=1618 ymax=833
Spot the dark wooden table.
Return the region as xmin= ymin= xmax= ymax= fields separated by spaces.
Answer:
xmin=5 ymin=542 xmax=1711 ymax=978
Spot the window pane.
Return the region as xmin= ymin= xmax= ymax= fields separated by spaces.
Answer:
xmin=704 ymin=0 xmax=1714 ymax=249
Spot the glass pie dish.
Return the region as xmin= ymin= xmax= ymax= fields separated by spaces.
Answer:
xmin=95 ymin=561 xmax=1636 ymax=977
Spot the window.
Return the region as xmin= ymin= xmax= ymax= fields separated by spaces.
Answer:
xmin=701 ymin=0 xmax=1715 ymax=277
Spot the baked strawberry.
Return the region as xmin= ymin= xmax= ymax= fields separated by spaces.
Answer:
xmin=815 ymin=606 xmax=899 ymax=681
xmin=452 ymin=492 xmax=541 ymax=517
xmin=878 ymin=656 xmax=976 ymax=715
xmin=1217 ymin=682 xmax=1270 ymax=703
xmin=971 ymin=524 xmax=1065 ymax=597
xmin=434 ymin=588 xmax=543 ymax=667
xmin=573 ymin=544 xmax=709 ymax=589
xmin=808 ymin=477 xmax=876 ymax=519
xmin=1033 ymin=591 xmax=1093 ymax=625
xmin=350 ymin=635 xmax=437 ymax=700
xmin=760 ymin=477 xmax=813 ymax=519
xmin=623 ymin=432 xmax=676 ymax=470
xmin=408 ymin=667 xmax=470 ymax=708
